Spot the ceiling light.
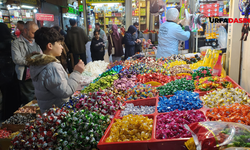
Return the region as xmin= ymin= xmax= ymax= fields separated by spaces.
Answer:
xmin=33 ymin=9 xmax=37 ymax=13
xmin=21 ymin=5 xmax=34 ymax=9
xmin=0 ymin=2 xmax=3 ymax=4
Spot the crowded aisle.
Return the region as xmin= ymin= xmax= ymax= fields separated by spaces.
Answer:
xmin=0 ymin=0 xmax=250 ymax=150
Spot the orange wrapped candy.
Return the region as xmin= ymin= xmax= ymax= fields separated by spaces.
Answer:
xmin=206 ymin=103 xmax=250 ymax=125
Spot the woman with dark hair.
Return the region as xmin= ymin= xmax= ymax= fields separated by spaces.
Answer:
xmin=0 ymin=23 xmax=21 ymax=120
xmin=52 ymin=26 xmax=70 ymax=72
xmin=91 ymin=30 xmax=105 ymax=61
xmin=123 ymin=25 xmax=139 ymax=59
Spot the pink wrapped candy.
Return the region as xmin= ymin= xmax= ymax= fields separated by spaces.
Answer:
xmin=113 ymin=75 xmax=136 ymax=91
xmin=156 ymin=110 xmax=206 ymax=139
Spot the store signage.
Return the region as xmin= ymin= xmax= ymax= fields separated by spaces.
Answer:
xmin=68 ymin=7 xmax=79 ymax=15
xmin=21 ymin=0 xmax=37 ymax=6
xmin=79 ymin=5 xmax=83 ymax=12
xmin=86 ymin=0 xmax=125 ymax=3
xmin=35 ymin=13 xmax=54 ymax=21
xmin=209 ymin=17 xmax=250 ymax=23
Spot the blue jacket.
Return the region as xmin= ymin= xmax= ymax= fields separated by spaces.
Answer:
xmin=123 ymin=25 xmax=137 ymax=59
xmin=156 ymin=22 xmax=190 ymax=58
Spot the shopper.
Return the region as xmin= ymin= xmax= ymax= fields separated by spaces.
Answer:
xmin=66 ymin=19 xmax=88 ymax=65
xmin=65 ymin=25 xmax=70 ymax=32
xmin=17 ymin=20 xmax=24 ymax=35
xmin=123 ymin=25 xmax=139 ymax=60
xmin=26 ymin=27 xmax=84 ymax=114
xmin=157 ymin=8 xmax=190 ymax=58
xmin=0 ymin=23 xmax=22 ymax=120
xmin=133 ymin=22 xmax=144 ymax=53
xmin=108 ymin=25 xmax=124 ymax=62
xmin=91 ymin=30 xmax=105 ymax=61
xmin=11 ymin=21 xmax=41 ymax=105
xmin=52 ymin=26 xmax=70 ymax=72
xmin=95 ymin=23 xmax=107 ymax=46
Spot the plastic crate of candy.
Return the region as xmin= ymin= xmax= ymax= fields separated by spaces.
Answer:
xmin=98 ymin=96 xmax=208 ymax=150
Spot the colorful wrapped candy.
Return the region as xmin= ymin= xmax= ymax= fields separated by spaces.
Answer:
xmin=76 ymin=90 xmax=124 ymax=118
xmin=194 ymin=76 xmax=233 ymax=92
xmin=157 ymin=78 xmax=195 ymax=96
xmin=57 ymin=110 xmax=111 ymax=149
xmin=156 ymin=110 xmax=206 ymax=139
xmin=124 ymin=84 xmax=158 ymax=100
xmin=3 ymin=114 xmax=36 ymax=125
xmin=8 ymin=131 xmax=20 ymax=140
xmin=206 ymin=103 xmax=250 ymax=125
xmin=136 ymin=73 xmax=172 ymax=85
xmin=120 ymin=103 xmax=155 ymax=117
xmin=167 ymin=60 xmax=187 ymax=69
xmin=191 ymin=67 xmax=212 ymax=80
xmin=169 ymin=64 xmax=193 ymax=76
xmin=113 ymin=75 xmax=137 ymax=91
xmin=0 ymin=128 xmax=12 ymax=139
xmin=107 ymin=61 xmax=124 ymax=69
xmin=106 ymin=115 xmax=153 ymax=142
xmin=157 ymin=91 xmax=203 ymax=113
xmin=201 ymin=87 xmax=250 ymax=108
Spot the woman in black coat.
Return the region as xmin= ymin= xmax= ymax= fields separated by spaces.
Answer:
xmin=91 ymin=30 xmax=105 ymax=61
xmin=123 ymin=25 xmax=139 ymax=59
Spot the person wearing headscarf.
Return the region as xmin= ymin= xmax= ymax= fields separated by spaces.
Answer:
xmin=108 ymin=25 xmax=124 ymax=62
xmin=0 ymin=23 xmax=22 ymax=120
xmin=157 ymin=8 xmax=190 ymax=58
xmin=122 ymin=25 xmax=139 ymax=59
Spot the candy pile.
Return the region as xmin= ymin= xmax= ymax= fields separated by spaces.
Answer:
xmin=201 ymin=87 xmax=250 ymax=108
xmin=15 ymin=107 xmax=37 ymax=114
xmin=0 ymin=128 xmax=12 ymax=139
xmin=136 ymin=73 xmax=172 ymax=85
xmin=8 ymin=131 xmax=20 ymax=139
xmin=184 ymin=55 xmax=201 ymax=64
xmin=189 ymin=61 xmax=204 ymax=70
xmin=82 ymin=74 xmax=119 ymax=93
xmin=171 ymin=73 xmax=192 ymax=81
xmin=105 ymin=115 xmax=153 ymax=142
xmin=3 ymin=114 xmax=36 ymax=125
xmin=169 ymin=64 xmax=193 ymax=76
xmin=62 ymin=96 xmax=84 ymax=111
xmin=124 ymin=84 xmax=158 ymax=100
xmin=192 ymin=67 xmax=212 ymax=80
xmin=157 ymin=78 xmax=195 ymax=96
xmin=107 ymin=61 xmax=124 ymax=69
xmin=156 ymin=110 xmax=206 ymax=139
xmin=206 ymin=103 xmax=250 ymax=125
xmin=113 ymin=75 xmax=136 ymax=91
xmin=168 ymin=61 xmax=186 ymax=68
xmin=120 ymin=103 xmax=155 ymax=117
xmin=11 ymin=107 xmax=68 ymax=149
xmin=93 ymin=65 xmax=123 ymax=83
xmin=76 ymin=90 xmax=124 ymax=118
xmin=84 ymin=60 xmax=109 ymax=78
xmin=195 ymin=76 xmax=233 ymax=92
xmin=57 ymin=110 xmax=111 ymax=149
xmin=157 ymin=91 xmax=203 ymax=113
xmin=158 ymin=54 xmax=186 ymax=63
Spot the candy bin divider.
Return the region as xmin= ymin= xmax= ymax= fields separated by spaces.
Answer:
xmin=0 ymin=128 xmax=12 ymax=150
xmin=1 ymin=123 xmax=25 ymax=132
xmin=115 ymin=98 xmax=158 ymax=118
xmin=97 ymin=115 xmax=155 ymax=150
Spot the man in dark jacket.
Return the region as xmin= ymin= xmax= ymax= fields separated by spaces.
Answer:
xmin=133 ymin=22 xmax=144 ymax=53
xmin=66 ymin=19 xmax=88 ymax=65
xmin=123 ymin=25 xmax=139 ymax=59
xmin=91 ymin=30 xmax=105 ymax=61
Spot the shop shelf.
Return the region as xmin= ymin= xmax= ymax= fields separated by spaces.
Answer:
xmin=1 ymin=124 xmax=25 ymax=132
xmin=115 ymin=98 xmax=157 ymax=118
xmin=98 ymin=115 xmax=155 ymax=150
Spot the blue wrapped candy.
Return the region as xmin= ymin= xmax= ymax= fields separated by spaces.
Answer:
xmin=157 ymin=90 xmax=203 ymax=113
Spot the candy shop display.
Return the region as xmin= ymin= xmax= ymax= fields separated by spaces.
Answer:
xmin=201 ymin=87 xmax=250 ymax=108
xmin=186 ymin=121 xmax=250 ymax=150
xmin=11 ymin=107 xmax=68 ymax=149
xmin=113 ymin=75 xmax=137 ymax=91
xmin=120 ymin=103 xmax=155 ymax=117
xmin=195 ymin=76 xmax=233 ymax=92
xmin=82 ymin=74 xmax=119 ymax=93
xmin=168 ymin=61 xmax=187 ymax=68
xmin=107 ymin=61 xmax=124 ymax=69
xmin=157 ymin=91 xmax=203 ymax=113
xmin=8 ymin=132 xmax=20 ymax=140
xmin=189 ymin=61 xmax=204 ymax=70
xmin=157 ymin=78 xmax=195 ymax=96
xmin=156 ymin=110 xmax=206 ymax=139
xmin=0 ymin=128 xmax=12 ymax=139
xmin=76 ymin=90 xmax=124 ymax=118
xmin=84 ymin=61 xmax=109 ymax=78
xmin=184 ymin=54 xmax=201 ymax=64
xmin=169 ymin=64 xmax=193 ymax=76
xmin=206 ymin=103 xmax=250 ymax=125
xmin=136 ymin=73 xmax=172 ymax=85
xmin=15 ymin=107 xmax=37 ymax=114
xmin=171 ymin=73 xmax=192 ymax=81
xmin=93 ymin=65 xmax=123 ymax=83
xmin=3 ymin=114 xmax=36 ymax=125
xmin=57 ymin=110 xmax=111 ymax=149
xmin=105 ymin=115 xmax=153 ymax=142
xmin=124 ymin=84 xmax=158 ymax=100
xmin=191 ymin=67 xmax=212 ymax=80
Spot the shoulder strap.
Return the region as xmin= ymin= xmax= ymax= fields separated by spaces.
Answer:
xmin=110 ymin=35 xmax=114 ymax=47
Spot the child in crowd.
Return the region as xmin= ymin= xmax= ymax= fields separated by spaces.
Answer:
xmin=26 ymin=27 xmax=85 ymax=113
xmin=91 ymin=30 xmax=105 ymax=61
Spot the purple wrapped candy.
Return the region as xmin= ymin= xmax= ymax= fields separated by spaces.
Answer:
xmin=156 ymin=110 xmax=206 ymax=139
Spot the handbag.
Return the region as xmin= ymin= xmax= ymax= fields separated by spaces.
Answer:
xmin=22 ymin=66 xmax=31 ymax=81
xmin=110 ymin=35 xmax=115 ymax=55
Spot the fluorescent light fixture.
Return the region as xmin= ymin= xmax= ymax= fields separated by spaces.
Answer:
xmin=17 ymin=6 xmax=20 ymax=9
xmin=21 ymin=5 xmax=34 ymax=9
xmin=91 ymin=3 xmax=119 ymax=7
xmin=33 ymin=9 xmax=37 ymax=13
